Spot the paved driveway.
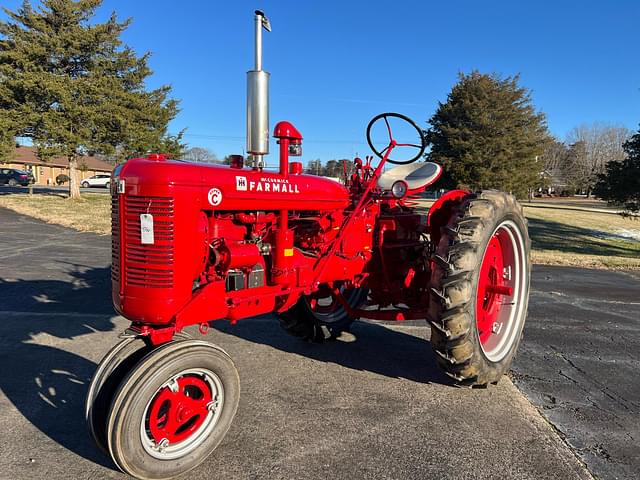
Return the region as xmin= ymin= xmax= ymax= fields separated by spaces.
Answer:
xmin=513 ymin=267 xmax=640 ymax=480
xmin=0 ymin=207 xmax=617 ymax=479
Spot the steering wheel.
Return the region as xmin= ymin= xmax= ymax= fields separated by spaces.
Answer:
xmin=366 ymin=112 xmax=427 ymax=165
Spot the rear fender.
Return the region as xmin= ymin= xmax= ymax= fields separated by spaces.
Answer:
xmin=426 ymin=189 xmax=469 ymax=246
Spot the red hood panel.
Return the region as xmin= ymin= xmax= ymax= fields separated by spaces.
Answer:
xmin=120 ymin=158 xmax=350 ymax=211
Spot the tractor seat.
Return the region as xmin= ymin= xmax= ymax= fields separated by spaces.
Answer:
xmin=377 ymin=162 xmax=442 ymax=192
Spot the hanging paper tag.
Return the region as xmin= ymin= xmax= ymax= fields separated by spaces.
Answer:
xmin=140 ymin=214 xmax=154 ymax=244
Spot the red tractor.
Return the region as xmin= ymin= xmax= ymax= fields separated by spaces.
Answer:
xmin=86 ymin=11 xmax=531 ymax=479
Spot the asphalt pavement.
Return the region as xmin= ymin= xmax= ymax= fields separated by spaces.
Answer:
xmin=1 ymin=207 xmax=636 ymax=479
xmin=512 ymin=267 xmax=640 ymax=480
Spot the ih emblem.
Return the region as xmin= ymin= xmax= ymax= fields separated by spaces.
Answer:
xmin=236 ymin=176 xmax=247 ymax=191
xmin=208 ymin=188 xmax=222 ymax=206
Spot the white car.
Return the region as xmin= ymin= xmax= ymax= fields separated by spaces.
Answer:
xmin=81 ymin=174 xmax=111 ymax=188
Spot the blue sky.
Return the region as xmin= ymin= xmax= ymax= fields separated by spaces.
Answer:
xmin=2 ymin=1 xmax=639 ymax=164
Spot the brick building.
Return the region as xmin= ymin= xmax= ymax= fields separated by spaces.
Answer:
xmin=2 ymin=146 xmax=114 ymax=185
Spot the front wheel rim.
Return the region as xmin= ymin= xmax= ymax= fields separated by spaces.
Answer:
xmin=140 ymin=368 xmax=224 ymax=460
xmin=475 ymin=220 xmax=528 ymax=362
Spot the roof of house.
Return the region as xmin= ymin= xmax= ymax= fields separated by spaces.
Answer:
xmin=541 ymin=168 xmax=569 ymax=187
xmin=8 ymin=146 xmax=114 ymax=172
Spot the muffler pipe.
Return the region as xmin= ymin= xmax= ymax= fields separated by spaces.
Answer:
xmin=247 ymin=10 xmax=271 ymax=168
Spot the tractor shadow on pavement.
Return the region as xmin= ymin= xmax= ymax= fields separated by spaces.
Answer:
xmin=213 ymin=318 xmax=453 ymax=386
xmin=0 ymin=264 xmax=118 ymax=470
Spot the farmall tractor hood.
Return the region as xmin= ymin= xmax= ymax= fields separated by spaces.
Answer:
xmin=116 ymin=157 xmax=350 ymax=212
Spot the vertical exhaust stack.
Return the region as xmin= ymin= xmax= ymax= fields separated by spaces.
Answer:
xmin=247 ymin=10 xmax=271 ymax=168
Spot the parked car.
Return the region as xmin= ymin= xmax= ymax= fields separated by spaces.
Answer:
xmin=0 ymin=168 xmax=35 ymax=186
xmin=81 ymin=174 xmax=111 ymax=188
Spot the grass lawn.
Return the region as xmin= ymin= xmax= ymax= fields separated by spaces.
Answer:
xmin=1 ymin=191 xmax=638 ymax=269
xmin=524 ymin=205 xmax=640 ymax=269
xmin=0 ymin=191 xmax=110 ymax=235
xmin=415 ymin=198 xmax=639 ymax=270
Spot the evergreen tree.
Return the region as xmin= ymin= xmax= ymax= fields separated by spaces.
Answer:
xmin=594 ymin=127 xmax=640 ymax=213
xmin=0 ymin=117 xmax=16 ymax=163
xmin=0 ymin=0 xmax=181 ymax=198
xmin=322 ymin=159 xmax=353 ymax=180
xmin=427 ymin=71 xmax=549 ymax=198
xmin=323 ymin=159 xmax=341 ymax=177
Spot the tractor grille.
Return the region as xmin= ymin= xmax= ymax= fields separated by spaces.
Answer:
xmin=111 ymin=194 xmax=120 ymax=282
xmin=112 ymin=194 xmax=175 ymax=288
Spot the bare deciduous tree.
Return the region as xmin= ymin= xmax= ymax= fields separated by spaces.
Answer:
xmin=565 ymin=140 xmax=590 ymax=193
xmin=183 ymin=147 xmax=218 ymax=163
xmin=306 ymin=159 xmax=323 ymax=175
xmin=565 ymin=123 xmax=630 ymax=196
xmin=540 ymin=139 xmax=568 ymax=174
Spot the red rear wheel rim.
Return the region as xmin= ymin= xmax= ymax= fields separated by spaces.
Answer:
xmin=476 ymin=223 xmax=519 ymax=357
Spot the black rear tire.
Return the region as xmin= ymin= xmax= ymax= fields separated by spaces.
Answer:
xmin=279 ymin=287 xmax=368 ymax=342
xmin=428 ymin=191 xmax=531 ymax=386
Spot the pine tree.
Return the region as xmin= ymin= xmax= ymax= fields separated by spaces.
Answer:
xmin=594 ymin=127 xmax=640 ymax=213
xmin=0 ymin=0 xmax=181 ymax=198
xmin=427 ymin=71 xmax=549 ymax=198
xmin=0 ymin=117 xmax=16 ymax=163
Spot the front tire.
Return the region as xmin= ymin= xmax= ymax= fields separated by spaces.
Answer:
xmin=106 ymin=340 xmax=240 ymax=480
xmin=85 ymin=332 xmax=191 ymax=454
xmin=81 ymin=181 xmax=90 ymax=188
xmin=428 ymin=191 xmax=531 ymax=386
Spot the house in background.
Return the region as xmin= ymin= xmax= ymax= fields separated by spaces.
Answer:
xmin=539 ymin=167 xmax=570 ymax=196
xmin=1 ymin=146 xmax=114 ymax=185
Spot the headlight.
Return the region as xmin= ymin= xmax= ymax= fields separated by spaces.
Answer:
xmin=391 ymin=180 xmax=408 ymax=198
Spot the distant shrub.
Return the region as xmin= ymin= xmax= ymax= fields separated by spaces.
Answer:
xmin=56 ymin=174 xmax=70 ymax=185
